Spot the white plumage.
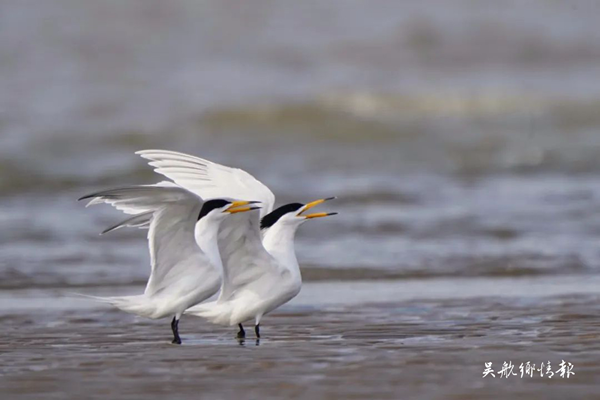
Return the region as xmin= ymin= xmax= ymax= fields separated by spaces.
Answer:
xmin=79 ymin=181 xmax=257 ymax=344
xmin=136 ymin=150 xmax=276 ymax=215
xmin=136 ymin=150 xmax=336 ymax=339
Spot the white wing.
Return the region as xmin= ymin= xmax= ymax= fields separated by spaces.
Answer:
xmin=216 ymin=212 xmax=282 ymax=300
xmin=135 ymin=150 xmax=281 ymax=300
xmin=80 ymin=181 xmax=180 ymax=215
xmin=136 ymin=149 xmax=275 ymax=217
xmin=144 ymin=195 xmax=208 ymax=297
xmin=80 ymin=184 xmax=213 ymax=297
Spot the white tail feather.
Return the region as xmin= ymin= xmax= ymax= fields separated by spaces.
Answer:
xmin=72 ymin=293 xmax=167 ymax=319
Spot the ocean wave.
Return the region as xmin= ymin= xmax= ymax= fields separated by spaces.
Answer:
xmin=1 ymin=92 xmax=600 ymax=197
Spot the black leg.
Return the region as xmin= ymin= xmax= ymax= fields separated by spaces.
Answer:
xmin=237 ymin=323 xmax=246 ymax=339
xmin=255 ymin=324 xmax=260 ymax=339
xmin=171 ymin=316 xmax=182 ymax=345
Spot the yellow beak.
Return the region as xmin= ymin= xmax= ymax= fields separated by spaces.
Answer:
xmin=298 ymin=197 xmax=337 ymax=219
xmin=225 ymin=200 xmax=261 ymax=214
xmin=304 ymin=211 xmax=338 ymax=219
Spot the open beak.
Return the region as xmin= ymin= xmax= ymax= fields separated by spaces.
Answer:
xmin=225 ymin=200 xmax=261 ymax=214
xmin=298 ymin=197 xmax=338 ymax=219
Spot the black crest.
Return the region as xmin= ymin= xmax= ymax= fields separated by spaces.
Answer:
xmin=260 ymin=203 xmax=303 ymax=229
xmin=198 ymin=199 xmax=231 ymax=220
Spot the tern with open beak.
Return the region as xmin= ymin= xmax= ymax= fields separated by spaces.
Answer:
xmin=135 ymin=150 xmax=337 ymax=340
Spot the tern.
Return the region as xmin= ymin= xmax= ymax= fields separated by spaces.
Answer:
xmin=135 ymin=150 xmax=337 ymax=340
xmin=79 ymin=183 xmax=259 ymax=344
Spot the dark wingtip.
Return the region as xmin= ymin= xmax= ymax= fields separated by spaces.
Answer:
xmin=100 ymin=225 xmax=115 ymax=235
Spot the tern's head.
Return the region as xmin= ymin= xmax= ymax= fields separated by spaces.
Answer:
xmin=198 ymin=199 xmax=260 ymax=223
xmin=260 ymin=197 xmax=337 ymax=231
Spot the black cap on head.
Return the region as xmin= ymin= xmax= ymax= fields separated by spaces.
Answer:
xmin=260 ymin=203 xmax=303 ymax=229
xmin=198 ymin=199 xmax=231 ymax=220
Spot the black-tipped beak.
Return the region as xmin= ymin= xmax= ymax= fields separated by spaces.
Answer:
xmin=298 ymin=197 xmax=337 ymax=219
xmin=225 ymin=200 xmax=262 ymax=214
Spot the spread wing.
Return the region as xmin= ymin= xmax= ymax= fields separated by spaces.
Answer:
xmin=80 ymin=184 xmax=213 ymax=297
xmin=135 ymin=150 xmax=280 ymax=300
xmin=136 ymin=149 xmax=275 ymax=217
xmin=144 ymin=196 xmax=209 ymax=297
xmin=80 ymin=181 xmax=180 ymax=216
xmin=216 ymin=212 xmax=282 ymax=300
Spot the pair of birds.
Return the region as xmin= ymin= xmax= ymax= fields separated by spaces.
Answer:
xmin=80 ymin=150 xmax=336 ymax=344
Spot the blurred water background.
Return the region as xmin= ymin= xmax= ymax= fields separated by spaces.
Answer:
xmin=2 ymin=0 xmax=600 ymax=290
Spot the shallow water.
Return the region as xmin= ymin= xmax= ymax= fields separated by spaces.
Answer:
xmin=2 ymin=281 xmax=600 ymax=399
xmin=2 ymin=1 xmax=600 ymax=398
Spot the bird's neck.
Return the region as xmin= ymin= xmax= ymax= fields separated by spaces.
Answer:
xmin=194 ymin=218 xmax=223 ymax=273
xmin=262 ymin=223 xmax=301 ymax=282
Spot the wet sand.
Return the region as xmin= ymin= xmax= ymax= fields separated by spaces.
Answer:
xmin=2 ymin=279 xmax=600 ymax=399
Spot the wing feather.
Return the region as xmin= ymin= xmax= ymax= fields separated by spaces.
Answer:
xmin=80 ymin=184 xmax=214 ymax=297
xmin=144 ymin=197 xmax=210 ymax=297
xmin=135 ymin=150 xmax=280 ymax=300
xmin=79 ymin=181 xmax=183 ymax=215
xmin=136 ymin=150 xmax=276 ymax=216
xmin=216 ymin=212 xmax=282 ymax=301
xmin=101 ymin=211 xmax=153 ymax=234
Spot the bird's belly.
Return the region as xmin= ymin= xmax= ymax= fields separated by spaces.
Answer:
xmin=260 ymin=282 xmax=302 ymax=318
xmin=154 ymin=273 xmax=221 ymax=315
